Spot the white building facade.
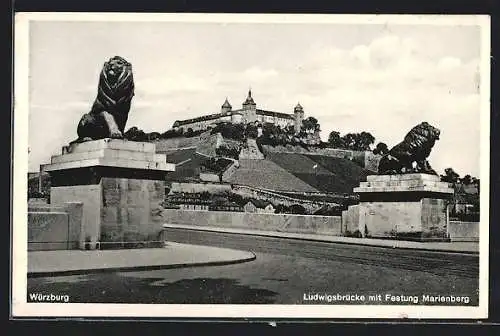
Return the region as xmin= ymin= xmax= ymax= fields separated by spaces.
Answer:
xmin=172 ymin=90 xmax=305 ymax=133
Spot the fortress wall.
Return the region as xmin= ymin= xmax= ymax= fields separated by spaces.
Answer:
xmin=196 ymin=133 xmax=220 ymax=157
xmin=239 ymin=139 xmax=265 ymax=160
xmin=154 ymin=136 xmax=205 ymax=151
xmin=170 ymin=182 xmax=232 ymax=194
xmin=221 ymin=161 xmax=240 ymax=181
xmin=200 ymin=172 xmax=220 ymax=182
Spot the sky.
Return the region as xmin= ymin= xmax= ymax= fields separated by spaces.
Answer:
xmin=26 ymin=17 xmax=485 ymax=177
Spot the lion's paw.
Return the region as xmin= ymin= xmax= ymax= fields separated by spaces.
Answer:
xmin=109 ymin=130 xmax=123 ymax=139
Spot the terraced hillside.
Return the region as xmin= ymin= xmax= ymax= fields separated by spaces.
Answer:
xmin=160 ymin=147 xmax=197 ymax=162
xmin=266 ymin=152 xmax=365 ymax=193
xmin=157 ymin=140 xmax=371 ymax=195
xmin=226 ymin=159 xmax=319 ymax=192
xmin=304 ymin=154 xmax=371 ymax=192
xmin=161 ymin=148 xmax=207 ymax=182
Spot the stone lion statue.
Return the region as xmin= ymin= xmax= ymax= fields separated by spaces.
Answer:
xmin=377 ymin=122 xmax=441 ymax=175
xmin=72 ymin=56 xmax=135 ymax=143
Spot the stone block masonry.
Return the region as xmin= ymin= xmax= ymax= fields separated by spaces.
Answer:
xmin=28 ymin=202 xmax=83 ymax=251
xmin=99 ymin=178 xmax=165 ymax=249
xmin=43 ymin=139 xmax=174 ymax=250
xmin=51 ymin=185 xmax=102 ymax=249
xmin=28 ymin=211 xmax=69 ymax=251
xmin=448 ymin=221 xmax=479 ymax=242
xmin=345 ymin=174 xmax=454 ymax=242
xmin=50 ymin=178 xmax=167 ymax=249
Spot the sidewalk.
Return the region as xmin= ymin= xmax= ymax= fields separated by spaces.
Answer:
xmin=28 ymin=242 xmax=256 ymax=277
xmin=163 ymin=224 xmax=479 ymax=255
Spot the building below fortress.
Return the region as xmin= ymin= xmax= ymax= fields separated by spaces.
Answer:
xmin=172 ymin=90 xmax=305 ymax=133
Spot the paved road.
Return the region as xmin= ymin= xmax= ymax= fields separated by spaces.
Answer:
xmin=28 ymin=228 xmax=479 ymax=305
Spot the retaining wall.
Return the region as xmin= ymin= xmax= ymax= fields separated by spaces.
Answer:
xmin=154 ymin=135 xmax=205 ymax=151
xmin=28 ymin=202 xmax=83 ymax=251
xmin=448 ymin=221 xmax=479 ymax=242
xmin=342 ymin=206 xmax=479 ymax=242
xmin=232 ymin=185 xmax=328 ymax=213
xmin=170 ymin=182 xmax=232 ymax=194
xmin=162 ymin=209 xmax=342 ymax=235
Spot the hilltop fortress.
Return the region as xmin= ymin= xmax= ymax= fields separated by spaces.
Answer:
xmin=33 ymin=88 xmax=382 ymax=218
xmin=172 ymin=90 xmax=305 ymax=133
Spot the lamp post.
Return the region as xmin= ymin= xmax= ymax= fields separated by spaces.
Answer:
xmin=39 ymin=164 xmax=43 ymax=194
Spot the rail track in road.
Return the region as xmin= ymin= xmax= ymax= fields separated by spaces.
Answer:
xmin=164 ymin=228 xmax=479 ymax=279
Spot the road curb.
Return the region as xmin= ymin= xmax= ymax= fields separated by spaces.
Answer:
xmin=27 ymin=251 xmax=256 ymax=278
xmin=163 ymin=225 xmax=480 ymax=256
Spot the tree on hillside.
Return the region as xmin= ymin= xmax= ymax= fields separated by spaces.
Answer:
xmin=245 ymin=123 xmax=259 ymax=139
xmin=284 ymin=125 xmax=295 ymax=136
xmin=211 ymin=122 xmax=246 ymax=141
xmin=461 ymin=174 xmax=472 ymax=185
xmin=314 ymin=123 xmax=321 ymax=133
xmin=341 ymin=133 xmax=357 ymax=150
xmin=473 ymin=177 xmax=480 ymax=194
xmin=216 ymin=145 xmax=240 ymax=160
xmin=301 ymin=118 xmax=311 ymax=132
xmin=289 ymin=204 xmax=306 ymax=215
xmin=124 ymin=126 xmax=147 ymax=141
xmin=233 ymin=123 xmax=246 ymax=141
xmin=440 ymin=168 xmax=460 ymax=183
xmin=373 ymin=142 xmax=389 ymax=155
xmin=463 ymin=176 xmax=480 ymax=194
xmin=261 ymin=122 xmax=284 ymax=145
xmin=357 ymin=132 xmax=376 ymax=150
xmin=327 ymin=131 xmax=344 ymax=148
xmin=147 ymin=132 xmax=161 ymax=141
xmin=301 ymin=117 xmax=320 ymax=133
xmin=340 ymin=132 xmax=375 ymax=151
xmin=262 ymin=122 xmax=275 ymax=137
xmin=274 ymin=204 xmax=290 ymax=214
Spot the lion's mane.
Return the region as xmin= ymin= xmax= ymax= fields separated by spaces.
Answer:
xmin=75 ymin=56 xmax=135 ymax=141
xmin=377 ymin=122 xmax=441 ymax=175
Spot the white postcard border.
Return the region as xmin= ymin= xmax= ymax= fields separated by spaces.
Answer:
xmin=12 ymin=12 xmax=491 ymax=319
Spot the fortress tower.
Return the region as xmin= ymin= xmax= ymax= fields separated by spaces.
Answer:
xmin=242 ymin=89 xmax=257 ymax=123
xmin=173 ymin=89 xmax=300 ymax=132
xmin=294 ymin=102 xmax=304 ymax=133
xmin=221 ymin=97 xmax=232 ymax=114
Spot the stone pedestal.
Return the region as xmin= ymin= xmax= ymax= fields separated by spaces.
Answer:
xmin=343 ymin=174 xmax=454 ymax=241
xmin=42 ymin=139 xmax=175 ymax=250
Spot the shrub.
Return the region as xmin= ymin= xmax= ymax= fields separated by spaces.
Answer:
xmin=289 ymin=204 xmax=306 ymax=214
xmin=216 ymin=145 xmax=241 ymax=160
xmin=200 ymin=157 xmax=233 ymax=173
xmin=210 ymin=122 xmax=245 ymax=141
